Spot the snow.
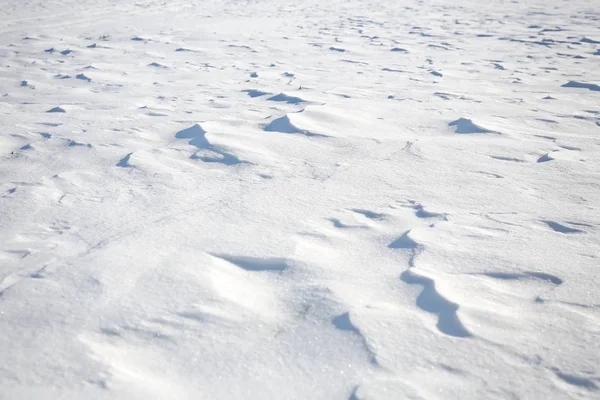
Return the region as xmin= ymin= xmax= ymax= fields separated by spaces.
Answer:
xmin=1 ymin=0 xmax=599 ymax=398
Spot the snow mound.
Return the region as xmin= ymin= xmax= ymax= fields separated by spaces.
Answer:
xmin=264 ymin=115 xmax=305 ymax=134
xmin=267 ymin=93 xmax=306 ymax=104
xmin=175 ymin=123 xmax=210 ymax=148
xmin=47 ymin=106 xmax=66 ymax=113
xmin=449 ymin=118 xmax=497 ymax=134
xmin=561 ymin=81 xmax=600 ymax=91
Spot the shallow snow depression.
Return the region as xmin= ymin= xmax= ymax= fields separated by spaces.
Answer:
xmin=0 ymin=0 xmax=599 ymax=398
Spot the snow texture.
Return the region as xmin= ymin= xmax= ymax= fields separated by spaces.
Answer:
xmin=0 ymin=0 xmax=599 ymax=399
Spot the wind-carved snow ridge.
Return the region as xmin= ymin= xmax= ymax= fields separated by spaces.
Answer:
xmin=267 ymin=93 xmax=307 ymax=104
xmin=389 ymin=215 xmax=472 ymax=338
xmin=351 ymin=209 xmax=386 ymax=220
xmin=264 ymin=115 xmax=305 ymax=134
xmin=400 ymin=269 xmax=472 ymax=338
xmin=561 ymin=81 xmax=600 ymax=91
xmin=473 ymin=271 xmax=563 ymax=285
xmin=542 ymin=220 xmax=585 ymax=234
xmin=332 ymin=312 xmax=379 ymax=366
xmin=175 ymin=123 xmax=244 ymax=165
xmin=242 ymin=89 xmax=271 ymax=98
xmin=210 ymin=254 xmax=290 ymax=272
xmin=116 ymin=152 xmax=133 ymax=168
xmin=448 ymin=118 xmax=499 ymax=134
xmin=47 ymin=106 xmax=66 ymax=113
xmin=264 ymin=113 xmax=327 ymax=137
xmin=388 ymin=230 xmax=419 ymax=250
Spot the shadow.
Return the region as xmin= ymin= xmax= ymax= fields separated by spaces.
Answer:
xmin=401 ymin=269 xmax=471 ymax=338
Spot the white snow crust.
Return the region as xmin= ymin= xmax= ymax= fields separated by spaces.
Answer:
xmin=1 ymin=0 xmax=599 ymax=398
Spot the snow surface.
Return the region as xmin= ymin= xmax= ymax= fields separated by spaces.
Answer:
xmin=1 ymin=0 xmax=599 ymax=398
